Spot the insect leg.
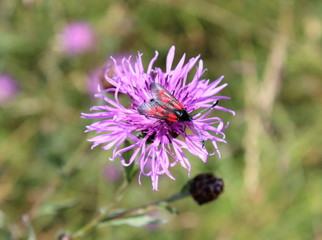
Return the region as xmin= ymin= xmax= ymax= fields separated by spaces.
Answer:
xmin=195 ymin=127 xmax=205 ymax=148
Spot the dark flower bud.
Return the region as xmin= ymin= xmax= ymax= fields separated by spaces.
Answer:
xmin=189 ymin=173 xmax=224 ymax=205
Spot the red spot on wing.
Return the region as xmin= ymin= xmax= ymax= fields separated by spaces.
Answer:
xmin=138 ymin=100 xmax=179 ymax=122
xmin=167 ymin=118 xmax=178 ymax=122
xmin=150 ymin=82 xmax=186 ymax=111
xmin=173 ymin=102 xmax=184 ymax=110
xmin=138 ymin=83 xmax=191 ymax=122
xmin=148 ymin=110 xmax=156 ymax=115
xmin=168 ymin=113 xmax=177 ymax=119
xmin=156 ymin=107 xmax=164 ymax=113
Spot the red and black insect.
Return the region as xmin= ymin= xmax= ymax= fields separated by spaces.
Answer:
xmin=138 ymin=82 xmax=218 ymax=123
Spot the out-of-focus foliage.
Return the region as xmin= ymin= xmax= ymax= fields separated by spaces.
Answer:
xmin=0 ymin=0 xmax=321 ymax=239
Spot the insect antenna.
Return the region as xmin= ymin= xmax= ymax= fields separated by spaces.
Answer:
xmin=192 ymin=100 xmax=219 ymax=118
xmin=195 ymin=126 xmax=206 ymax=148
xmin=190 ymin=100 xmax=219 ymax=148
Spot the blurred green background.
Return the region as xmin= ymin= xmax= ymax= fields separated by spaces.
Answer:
xmin=1 ymin=0 xmax=322 ymax=239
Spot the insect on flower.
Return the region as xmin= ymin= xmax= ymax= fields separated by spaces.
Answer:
xmin=82 ymin=46 xmax=235 ymax=191
xmin=138 ymin=82 xmax=218 ymax=145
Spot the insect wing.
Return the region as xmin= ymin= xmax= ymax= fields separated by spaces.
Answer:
xmin=150 ymin=82 xmax=185 ymax=111
xmin=137 ymin=100 xmax=179 ymax=122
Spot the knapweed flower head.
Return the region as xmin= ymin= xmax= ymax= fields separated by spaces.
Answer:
xmin=60 ymin=21 xmax=95 ymax=56
xmin=82 ymin=46 xmax=235 ymax=191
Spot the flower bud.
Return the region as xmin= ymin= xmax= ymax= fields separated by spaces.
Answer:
xmin=189 ymin=173 xmax=224 ymax=205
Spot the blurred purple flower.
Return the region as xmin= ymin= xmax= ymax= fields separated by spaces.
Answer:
xmin=82 ymin=46 xmax=235 ymax=191
xmin=87 ymin=55 xmax=130 ymax=97
xmin=60 ymin=22 xmax=95 ymax=56
xmin=0 ymin=74 xmax=19 ymax=105
xmin=103 ymin=165 xmax=122 ymax=182
xmin=87 ymin=67 xmax=106 ymax=98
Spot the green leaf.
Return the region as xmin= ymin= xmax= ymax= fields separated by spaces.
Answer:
xmin=36 ymin=199 xmax=78 ymax=217
xmin=99 ymin=214 xmax=166 ymax=228
xmin=158 ymin=202 xmax=179 ymax=215
xmin=22 ymin=215 xmax=36 ymax=240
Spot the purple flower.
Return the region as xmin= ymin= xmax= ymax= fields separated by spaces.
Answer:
xmin=0 ymin=74 xmax=19 ymax=105
xmin=60 ymin=22 xmax=95 ymax=56
xmin=82 ymin=46 xmax=235 ymax=191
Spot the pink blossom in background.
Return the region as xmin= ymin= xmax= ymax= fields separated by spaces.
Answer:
xmin=87 ymin=54 xmax=131 ymax=97
xmin=88 ymin=68 xmax=104 ymax=98
xmin=60 ymin=22 xmax=95 ymax=56
xmin=103 ymin=165 xmax=122 ymax=182
xmin=0 ymin=74 xmax=19 ymax=105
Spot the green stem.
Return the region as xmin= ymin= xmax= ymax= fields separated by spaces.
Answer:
xmin=72 ymin=180 xmax=129 ymax=239
xmin=72 ymin=189 xmax=190 ymax=239
xmin=102 ymin=191 xmax=190 ymax=222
